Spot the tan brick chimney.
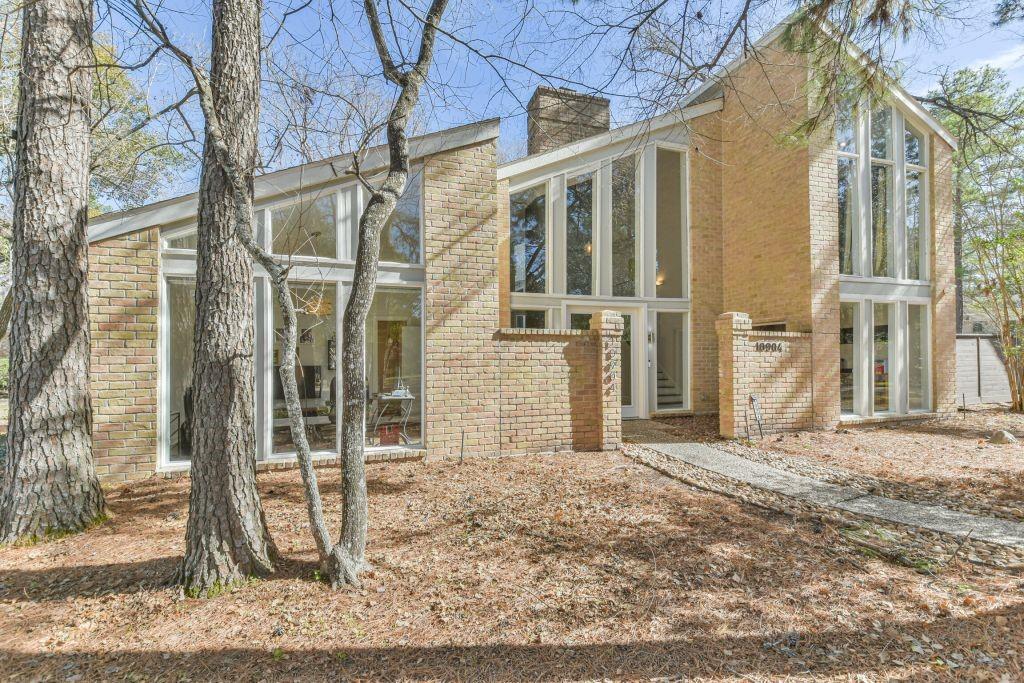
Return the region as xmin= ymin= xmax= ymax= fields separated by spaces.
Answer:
xmin=526 ymin=86 xmax=610 ymax=155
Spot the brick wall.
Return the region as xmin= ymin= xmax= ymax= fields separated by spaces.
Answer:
xmin=422 ymin=140 xmax=503 ymax=457
xmin=88 ymin=229 xmax=159 ymax=482
xmin=688 ymin=112 xmax=724 ymax=412
xmin=720 ymin=45 xmax=813 ymax=331
xmin=495 ymin=312 xmax=622 ymax=454
xmin=423 ymin=139 xmax=621 ymax=458
xmin=717 ymin=312 xmax=814 ymax=438
xmin=931 ymin=137 xmax=957 ymax=414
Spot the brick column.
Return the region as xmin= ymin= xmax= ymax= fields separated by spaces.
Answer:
xmin=930 ymin=137 xmax=957 ymax=415
xmin=716 ymin=312 xmax=750 ymax=438
xmin=591 ymin=310 xmax=623 ymax=451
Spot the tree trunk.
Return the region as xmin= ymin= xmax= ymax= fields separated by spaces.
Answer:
xmin=179 ymin=0 xmax=275 ymax=593
xmin=0 ymin=0 xmax=106 ymax=542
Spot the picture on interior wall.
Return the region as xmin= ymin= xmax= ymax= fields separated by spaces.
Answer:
xmin=327 ymin=337 xmax=336 ymax=370
xmin=299 ymin=328 xmax=313 ymax=344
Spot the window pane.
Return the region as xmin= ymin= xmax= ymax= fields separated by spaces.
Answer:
xmin=366 ymin=288 xmax=422 ymax=447
xmin=908 ymin=304 xmax=928 ymax=411
xmin=272 ymin=282 xmax=338 ymax=454
xmin=656 ymin=312 xmax=686 ymax=411
xmin=167 ymin=278 xmax=196 ymax=462
xmin=566 ymin=173 xmax=594 ymax=295
xmin=836 ymin=99 xmax=856 ymax=153
xmin=272 ymin=195 xmax=337 ymax=258
xmin=840 ymin=302 xmax=856 ymax=414
xmin=655 ymin=148 xmax=684 ymax=298
xmin=381 ymin=167 xmax=421 ymax=263
xmin=870 ymin=107 xmax=892 ymax=159
xmin=569 ymin=313 xmax=590 ymax=330
xmin=906 ymin=170 xmax=922 ymax=280
xmin=905 ymin=126 xmax=923 ymax=165
xmin=611 ymin=155 xmax=637 ymax=297
xmin=871 ymin=164 xmax=892 ymax=277
xmin=510 ymin=184 xmax=547 ymax=293
xmin=873 ymin=303 xmax=891 ymax=412
xmin=838 ymin=157 xmax=855 ymax=275
xmin=512 ymin=309 xmax=546 ymax=329
xmin=166 ymin=232 xmax=197 ymax=250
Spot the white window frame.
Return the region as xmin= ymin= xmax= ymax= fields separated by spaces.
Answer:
xmin=841 ymin=101 xmax=930 ymax=283
xmin=508 ymin=177 xmax=554 ymax=295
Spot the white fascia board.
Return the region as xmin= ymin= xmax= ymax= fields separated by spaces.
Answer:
xmin=88 ymin=118 xmax=500 ymax=243
xmin=498 ymin=98 xmax=723 ymax=182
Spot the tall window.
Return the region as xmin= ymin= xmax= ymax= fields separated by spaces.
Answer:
xmin=566 ymin=172 xmax=595 ymax=295
xmin=272 ymin=282 xmax=338 ymax=454
xmin=905 ymin=125 xmax=926 ymax=279
xmin=611 ymin=155 xmax=637 ymax=297
xmin=836 ymin=103 xmax=927 ymax=280
xmin=655 ymin=148 xmax=684 ymax=298
xmin=167 ymin=278 xmax=196 ymax=462
xmin=908 ymin=304 xmax=928 ymax=410
xmin=366 ymin=288 xmax=422 ymax=447
xmin=510 ymin=184 xmax=546 ymax=293
xmin=839 ymin=302 xmax=857 ymax=414
xmin=870 ymin=107 xmax=894 ymax=277
xmin=872 ymin=303 xmax=892 ymax=412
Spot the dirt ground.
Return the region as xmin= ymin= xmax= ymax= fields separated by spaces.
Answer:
xmin=2 ymin=452 xmax=1023 ymax=681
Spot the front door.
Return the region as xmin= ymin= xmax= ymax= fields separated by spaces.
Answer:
xmin=567 ymin=307 xmax=637 ymax=418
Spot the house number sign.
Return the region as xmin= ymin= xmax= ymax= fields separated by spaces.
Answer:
xmin=755 ymin=341 xmax=785 ymax=353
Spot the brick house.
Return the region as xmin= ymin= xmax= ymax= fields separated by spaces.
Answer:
xmin=86 ymin=23 xmax=956 ymax=481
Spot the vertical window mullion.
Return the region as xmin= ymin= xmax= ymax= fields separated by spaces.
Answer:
xmin=894 ymin=113 xmax=907 ymax=280
xmin=597 ymin=162 xmax=611 ymax=296
xmin=857 ymin=99 xmax=871 ymax=277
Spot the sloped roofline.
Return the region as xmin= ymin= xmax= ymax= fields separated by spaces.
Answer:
xmin=499 ymin=13 xmax=956 ymax=181
xmin=88 ymin=117 xmax=501 ymax=243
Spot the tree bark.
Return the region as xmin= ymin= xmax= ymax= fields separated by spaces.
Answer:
xmin=179 ymin=0 xmax=275 ymax=593
xmin=335 ymin=0 xmax=448 ymax=575
xmin=0 ymin=0 xmax=106 ymax=542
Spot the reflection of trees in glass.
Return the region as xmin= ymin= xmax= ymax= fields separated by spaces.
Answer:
xmin=838 ymin=158 xmax=854 ymax=274
xmin=272 ymin=195 xmax=337 ymax=258
xmin=510 ymin=185 xmax=546 ymax=293
xmin=906 ymin=171 xmax=921 ymax=279
xmin=381 ymin=167 xmax=422 ymax=263
xmin=566 ymin=173 xmax=593 ymax=295
xmin=870 ymin=107 xmax=891 ymax=159
xmin=871 ymin=164 xmax=891 ymax=276
xmin=612 ymin=156 xmax=637 ymax=297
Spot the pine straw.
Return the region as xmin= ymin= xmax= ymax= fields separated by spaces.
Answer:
xmin=717 ymin=408 xmax=1024 ymax=513
xmin=1 ymin=452 xmax=1022 ymax=681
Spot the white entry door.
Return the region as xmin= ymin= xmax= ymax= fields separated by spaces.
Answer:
xmin=567 ymin=307 xmax=638 ymax=418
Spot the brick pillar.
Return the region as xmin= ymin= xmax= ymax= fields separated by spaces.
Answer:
xmin=716 ymin=312 xmax=751 ymax=439
xmin=931 ymin=137 xmax=957 ymax=415
xmin=591 ymin=310 xmax=622 ymax=451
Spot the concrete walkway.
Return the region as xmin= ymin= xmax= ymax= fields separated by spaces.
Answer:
xmin=641 ymin=440 xmax=1024 ymax=548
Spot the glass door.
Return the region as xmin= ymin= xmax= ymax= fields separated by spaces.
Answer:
xmin=567 ymin=307 xmax=637 ymax=418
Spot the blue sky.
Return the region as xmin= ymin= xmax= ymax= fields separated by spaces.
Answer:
xmin=120 ymin=0 xmax=1024 ymax=200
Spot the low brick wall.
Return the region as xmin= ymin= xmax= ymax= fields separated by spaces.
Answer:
xmin=495 ymin=311 xmax=622 ymax=455
xmin=717 ymin=312 xmax=814 ymax=438
xmin=88 ymin=229 xmax=160 ymax=482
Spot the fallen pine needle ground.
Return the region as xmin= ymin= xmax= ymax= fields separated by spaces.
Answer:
xmin=1 ymin=451 xmax=1022 ymax=681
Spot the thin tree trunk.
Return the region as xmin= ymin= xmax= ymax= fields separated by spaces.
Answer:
xmin=0 ymin=0 xmax=105 ymax=542
xmin=179 ymin=0 xmax=275 ymax=593
xmin=335 ymin=0 xmax=448 ymax=575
